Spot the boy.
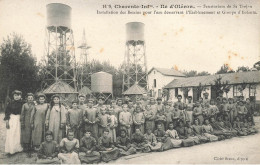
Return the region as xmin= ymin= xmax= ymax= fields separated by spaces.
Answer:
xmin=155 ymin=109 xmax=166 ymax=131
xmin=108 ymin=107 xmax=118 ymax=143
xmin=184 ymin=121 xmax=200 ymax=146
xmin=193 ymin=101 xmax=204 ymax=126
xmin=127 ymin=100 xmax=135 ymax=115
xmin=144 ymin=128 xmax=162 ymax=151
xmin=133 ymin=106 xmax=145 ymax=134
xmin=144 ymin=104 xmax=156 ymax=132
xmin=98 ymin=129 xmax=120 ymax=162
xmin=208 ymin=99 xmax=219 ymax=120
xmin=21 ymin=93 xmax=35 ymax=156
xmin=116 ymin=129 xmax=136 ymax=156
xmin=36 ymin=131 xmax=60 ymax=164
xmin=97 ymin=106 xmax=110 ymax=137
xmin=237 ymin=101 xmax=248 ymax=120
xmin=164 ymin=104 xmax=174 ymax=131
xmin=119 ymin=104 xmax=133 ymax=137
xmin=131 ymin=127 xmax=150 ymax=152
xmin=202 ymin=119 xmax=219 ymax=142
xmin=78 ymin=94 xmax=87 ymax=139
xmin=84 ymin=99 xmax=99 ymax=139
xmin=58 ymin=130 xmax=80 ymax=164
xmin=186 ymin=96 xmax=194 ymax=124
xmin=165 ymin=122 xmax=182 ymax=148
xmin=66 ymin=100 xmax=82 ymax=140
xmin=79 ymin=130 xmax=101 ymax=164
xmin=192 ymin=119 xmax=208 ymax=143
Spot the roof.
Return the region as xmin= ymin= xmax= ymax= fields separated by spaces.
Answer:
xmin=43 ymin=81 xmax=78 ymax=94
xmin=122 ymin=83 xmax=147 ymax=95
xmin=148 ymin=67 xmax=186 ymax=77
xmin=79 ymin=86 xmax=92 ymax=95
xmin=164 ymin=71 xmax=260 ymax=89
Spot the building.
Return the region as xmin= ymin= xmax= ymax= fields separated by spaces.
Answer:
xmin=164 ymin=71 xmax=260 ymax=105
xmin=148 ymin=67 xmax=186 ymax=98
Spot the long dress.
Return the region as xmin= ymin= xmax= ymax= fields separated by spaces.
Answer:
xmin=79 ymin=136 xmax=101 ymax=164
xmin=20 ymin=102 xmax=34 ymax=146
xmin=46 ymin=105 xmax=67 ymax=144
xmin=202 ymin=124 xmax=218 ymax=142
xmin=31 ymin=103 xmax=49 ymax=146
xmin=36 ymin=141 xmax=60 ymax=164
xmin=84 ymin=107 xmax=99 ymax=139
xmin=4 ymin=100 xmax=24 ymax=154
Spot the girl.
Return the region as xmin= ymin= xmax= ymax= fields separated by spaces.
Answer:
xmin=108 ymin=107 xmax=118 ymax=143
xmin=31 ymin=93 xmax=49 ymax=150
xmin=45 ymin=94 xmax=67 ymax=144
xmin=4 ymin=90 xmax=23 ymax=155
xmin=133 ymin=106 xmax=145 ymax=134
xmin=202 ymin=119 xmax=219 ymax=142
xmin=21 ymin=93 xmax=35 ymax=156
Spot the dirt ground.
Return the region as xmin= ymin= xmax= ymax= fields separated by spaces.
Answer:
xmin=0 ymin=113 xmax=259 ymax=164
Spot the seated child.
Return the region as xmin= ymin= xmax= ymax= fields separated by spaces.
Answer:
xmin=184 ymin=121 xmax=200 ymax=146
xmin=233 ymin=117 xmax=248 ymax=136
xmin=58 ymin=130 xmax=80 ymax=164
xmin=36 ymin=131 xmax=60 ymax=164
xmin=165 ymin=122 xmax=183 ymax=148
xmin=241 ymin=118 xmax=255 ymax=135
xmin=131 ymin=127 xmax=150 ymax=152
xmin=175 ymin=120 xmax=186 ymax=139
xmin=202 ymin=119 xmax=218 ymax=142
xmin=247 ymin=116 xmax=258 ymax=134
xmin=192 ymin=119 xmax=209 ymax=143
xmin=116 ymin=129 xmax=136 ymax=156
xmin=98 ymin=129 xmax=120 ymax=162
xmin=79 ymin=130 xmax=101 ymax=164
xmin=144 ymin=128 xmax=162 ymax=151
xmin=223 ymin=115 xmax=238 ymax=136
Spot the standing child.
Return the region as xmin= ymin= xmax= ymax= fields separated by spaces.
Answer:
xmin=144 ymin=104 xmax=156 ymax=132
xmin=208 ymin=100 xmax=219 ymax=120
xmin=186 ymin=96 xmax=194 ymax=124
xmin=193 ymin=101 xmax=204 ymax=126
xmin=164 ymin=104 xmax=174 ymax=131
xmin=66 ymin=100 xmax=82 ymax=140
xmin=84 ymin=99 xmax=99 ymax=140
xmin=79 ymin=130 xmax=101 ymax=164
xmin=119 ymin=104 xmax=133 ymax=137
xmin=98 ymin=129 xmax=120 ymax=162
xmin=133 ymin=106 xmax=145 ymax=134
xmin=31 ymin=93 xmax=49 ymax=150
xmin=155 ymin=109 xmax=167 ymax=131
xmin=36 ymin=131 xmax=60 ymax=164
xmin=58 ymin=130 xmax=80 ymax=164
xmin=78 ymin=94 xmax=87 ymax=139
xmin=108 ymin=107 xmax=118 ymax=143
xmin=45 ymin=95 xmax=67 ymax=144
xmin=97 ymin=106 xmax=110 ymax=137
xmin=21 ymin=93 xmax=35 ymax=156
xmin=237 ymin=101 xmax=248 ymax=121
xmin=4 ymin=90 xmax=23 ymax=155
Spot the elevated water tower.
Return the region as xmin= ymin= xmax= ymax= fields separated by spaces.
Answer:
xmin=43 ymin=3 xmax=77 ymax=89
xmin=122 ymin=22 xmax=148 ymax=92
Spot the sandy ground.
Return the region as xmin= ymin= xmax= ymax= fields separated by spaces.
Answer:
xmin=0 ymin=113 xmax=259 ymax=164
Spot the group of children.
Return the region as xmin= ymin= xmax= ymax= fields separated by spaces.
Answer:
xmin=4 ymin=90 xmax=258 ymax=164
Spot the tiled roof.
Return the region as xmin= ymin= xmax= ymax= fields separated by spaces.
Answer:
xmin=148 ymin=67 xmax=186 ymax=77
xmin=122 ymin=83 xmax=147 ymax=95
xmin=164 ymin=71 xmax=260 ymax=89
xmin=43 ymin=81 xmax=78 ymax=94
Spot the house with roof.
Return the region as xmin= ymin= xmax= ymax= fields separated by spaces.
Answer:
xmin=148 ymin=67 xmax=186 ymax=98
xmin=164 ymin=71 xmax=260 ymax=105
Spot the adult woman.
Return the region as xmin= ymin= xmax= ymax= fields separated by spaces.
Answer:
xmin=4 ymin=90 xmax=24 ymax=154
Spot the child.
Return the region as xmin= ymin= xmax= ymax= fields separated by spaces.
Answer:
xmin=227 ymin=98 xmax=236 ymax=123
xmin=237 ymin=101 xmax=248 ymax=121
xmin=127 ymin=100 xmax=135 ymax=115
xmin=165 ymin=122 xmax=183 ymax=148
xmin=186 ymin=96 xmax=194 ymax=124
xmin=155 ymin=109 xmax=167 ymax=131
xmin=193 ymin=101 xmax=204 ymax=126
xmin=119 ymin=104 xmax=133 ymax=137
xmin=133 ymin=106 xmax=145 ymax=134
xmin=95 ymin=96 xmax=105 ymax=114
xmin=31 ymin=93 xmax=49 ymax=150
xmin=131 ymin=127 xmax=150 ymax=152
xmin=21 ymin=93 xmax=35 ymax=156
xmin=192 ymin=119 xmax=208 ymax=143
xmin=36 ymin=131 xmax=60 ymax=164
xmin=184 ymin=121 xmax=200 ymax=146
xmin=144 ymin=128 xmax=162 ymax=151
xmin=108 ymin=107 xmax=118 ymax=143
xmin=175 ymin=120 xmax=186 ymax=139
xmin=98 ymin=129 xmax=120 ymax=162
xmin=4 ymin=90 xmax=23 ymax=155
xmin=233 ymin=117 xmax=247 ymax=136
xmin=247 ymin=116 xmax=258 ymax=134
xmin=164 ymin=104 xmax=174 ymax=131
xmin=114 ymin=98 xmax=123 ymax=120
xmin=45 ymin=95 xmax=67 ymax=144
xmin=58 ymin=130 xmax=80 ymax=164
xmin=116 ymin=129 xmax=136 ymax=156
xmin=202 ymin=119 xmax=218 ymax=142
xmin=144 ymin=105 xmax=156 ymax=133
xmin=208 ymin=100 xmax=219 ymax=120
xmin=84 ymin=99 xmax=99 ymax=139
xmin=97 ymin=106 xmax=110 ymax=137
xmin=79 ymin=130 xmax=101 ymax=164
xmin=78 ymin=94 xmax=87 ymax=139
xmin=66 ymin=100 xmax=82 ymax=140
xmin=223 ymin=115 xmax=238 ymax=136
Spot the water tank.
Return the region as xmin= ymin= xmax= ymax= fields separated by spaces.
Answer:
xmin=46 ymin=3 xmax=71 ymax=31
xmin=126 ymin=22 xmax=145 ymax=41
xmin=91 ymin=72 xmax=113 ymax=93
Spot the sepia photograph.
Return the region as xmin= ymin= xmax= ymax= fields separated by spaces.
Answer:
xmin=0 ymin=0 xmax=260 ymax=164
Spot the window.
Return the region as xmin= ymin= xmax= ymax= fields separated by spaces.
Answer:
xmin=249 ymin=84 xmax=257 ymax=96
xmin=154 ymin=79 xmax=157 ymax=88
xmin=233 ymin=85 xmax=239 ymax=97
xmin=158 ymin=89 xmax=161 ymax=97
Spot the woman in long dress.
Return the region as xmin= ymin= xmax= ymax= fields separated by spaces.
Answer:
xmin=45 ymin=94 xmax=67 ymax=144
xmin=4 ymin=90 xmax=23 ymax=155
xmin=31 ymin=93 xmax=49 ymax=150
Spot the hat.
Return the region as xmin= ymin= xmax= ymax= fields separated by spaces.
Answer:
xmin=12 ymin=90 xmax=22 ymax=96
xmin=37 ymin=93 xmax=46 ymax=99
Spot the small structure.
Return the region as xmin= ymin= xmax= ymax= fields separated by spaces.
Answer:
xmin=78 ymin=86 xmax=92 ymax=98
xmin=148 ymin=67 xmax=186 ymax=98
xmin=43 ymin=80 xmax=78 ymax=105
xmin=122 ymin=82 xmax=147 ymax=99
xmin=91 ymin=71 xmax=113 ymax=101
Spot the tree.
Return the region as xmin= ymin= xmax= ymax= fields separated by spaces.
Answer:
xmin=216 ymin=64 xmax=234 ymax=74
xmin=236 ymin=66 xmax=250 ymax=72
xmin=0 ymin=33 xmax=40 ymax=104
xmin=181 ymin=70 xmax=210 ymax=77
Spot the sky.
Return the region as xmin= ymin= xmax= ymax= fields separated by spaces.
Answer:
xmin=0 ymin=0 xmax=259 ymax=74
